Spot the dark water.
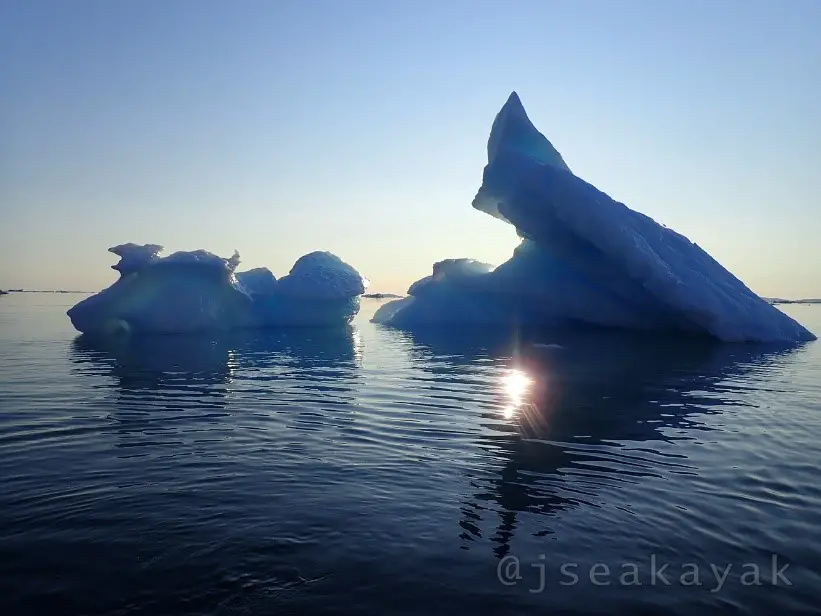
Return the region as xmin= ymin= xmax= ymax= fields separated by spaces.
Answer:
xmin=1 ymin=293 xmax=820 ymax=615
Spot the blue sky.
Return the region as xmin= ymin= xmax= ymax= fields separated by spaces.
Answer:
xmin=2 ymin=0 xmax=819 ymax=296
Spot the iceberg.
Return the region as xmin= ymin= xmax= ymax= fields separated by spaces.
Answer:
xmin=374 ymin=92 xmax=816 ymax=343
xmin=67 ymin=244 xmax=366 ymax=334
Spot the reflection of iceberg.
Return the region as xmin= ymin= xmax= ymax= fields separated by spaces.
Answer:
xmin=401 ymin=326 xmax=802 ymax=557
xmin=375 ymin=93 xmax=816 ymax=343
xmin=70 ymin=326 xmax=360 ymax=443
xmin=70 ymin=325 xmax=360 ymax=389
xmin=67 ymin=244 xmax=367 ymax=334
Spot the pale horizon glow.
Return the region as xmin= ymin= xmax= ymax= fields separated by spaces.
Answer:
xmin=2 ymin=0 xmax=820 ymax=298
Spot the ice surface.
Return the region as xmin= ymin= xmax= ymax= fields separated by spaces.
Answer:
xmin=109 ymin=243 xmax=163 ymax=274
xmin=375 ymin=92 xmax=816 ymax=343
xmin=407 ymin=259 xmax=494 ymax=296
xmin=487 ymin=92 xmax=570 ymax=174
xmin=276 ymin=251 xmax=369 ymax=299
xmin=235 ymin=267 xmax=278 ymax=296
xmin=68 ymin=245 xmax=366 ymax=334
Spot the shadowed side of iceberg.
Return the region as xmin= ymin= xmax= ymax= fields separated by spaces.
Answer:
xmin=375 ymin=92 xmax=816 ymax=343
xmin=68 ymin=244 xmax=366 ymax=334
xmin=374 ymin=240 xmax=698 ymax=333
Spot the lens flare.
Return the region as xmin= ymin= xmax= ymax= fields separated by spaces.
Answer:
xmin=505 ymin=369 xmax=530 ymax=402
xmin=502 ymin=369 xmax=532 ymax=419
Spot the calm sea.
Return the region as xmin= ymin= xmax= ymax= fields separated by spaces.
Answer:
xmin=1 ymin=293 xmax=820 ymax=615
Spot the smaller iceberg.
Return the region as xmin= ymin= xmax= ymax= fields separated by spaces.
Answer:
xmin=67 ymin=244 xmax=366 ymax=334
xmin=374 ymin=92 xmax=816 ymax=343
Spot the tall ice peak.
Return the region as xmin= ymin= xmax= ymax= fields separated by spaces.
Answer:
xmin=486 ymin=91 xmax=571 ymax=172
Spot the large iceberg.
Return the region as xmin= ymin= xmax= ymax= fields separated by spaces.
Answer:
xmin=374 ymin=92 xmax=816 ymax=343
xmin=68 ymin=244 xmax=366 ymax=334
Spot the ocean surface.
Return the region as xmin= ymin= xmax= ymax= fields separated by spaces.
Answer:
xmin=1 ymin=292 xmax=820 ymax=616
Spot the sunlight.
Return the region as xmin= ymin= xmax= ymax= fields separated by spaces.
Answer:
xmin=504 ymin=369 xmax=531 ymax=404
xmin=351 ymin=328 xmax=364 ymax=365
xmin=501 ymin=369 xmax=532 ymax=419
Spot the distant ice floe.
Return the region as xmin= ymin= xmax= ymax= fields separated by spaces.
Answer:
xmin=67 ymin=244 xmax=366 ymax=334
xmin=374 ymin=92 xmax=816 ymax=343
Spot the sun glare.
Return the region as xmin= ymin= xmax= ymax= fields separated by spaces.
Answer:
xmin=505 ymin=369 xmax=531 ymax=401
xmin=502 ymin=369 xmax=532 ymax=418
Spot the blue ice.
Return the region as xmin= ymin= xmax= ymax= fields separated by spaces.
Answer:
xmin=68 ymin=244 xmax=366 ymax=334
xmin=374 ymin=93 xmax=816 ymax=343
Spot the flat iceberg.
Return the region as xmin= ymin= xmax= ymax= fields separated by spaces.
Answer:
xmin=68 ymin=244 xmax=366 ymax=334
xmin=374 ymin=92 xmax=816 ymax=343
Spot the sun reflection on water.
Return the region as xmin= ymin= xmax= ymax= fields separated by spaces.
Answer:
xmin=502 ymin=368 xmax=532 ymax=419
xmin=352 ymin=328 xmax=364 ymax=364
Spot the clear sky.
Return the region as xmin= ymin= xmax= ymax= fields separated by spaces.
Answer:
xmin=2 ymin=0 xmax=819 ymax=297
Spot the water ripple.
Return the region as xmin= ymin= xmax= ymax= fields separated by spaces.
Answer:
xmin=1 ymin=297 xmax=820 ymax=615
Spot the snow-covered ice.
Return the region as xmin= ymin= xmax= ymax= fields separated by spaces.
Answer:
xmin=68 ymin=244 xmax=366 ymax=334
xmin=374 ymin=92 xmax=816 ymax=343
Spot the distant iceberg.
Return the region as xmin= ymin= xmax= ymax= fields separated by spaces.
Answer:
xmin=67 ymin=243 xmax=366 ymax=334
xmin=374 ymin=93 xmax=816 ymax=343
